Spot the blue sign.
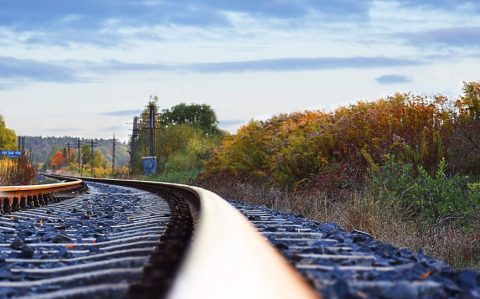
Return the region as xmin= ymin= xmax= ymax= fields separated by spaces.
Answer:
xmin=0 ymin=149 xmax=22 ymax=158
xmin=141 ymin=156 xmax=157 ymax=175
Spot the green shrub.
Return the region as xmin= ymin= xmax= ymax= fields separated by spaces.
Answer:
xmin=369 ymin=155 xmax=479 ymax=225
xmin=139 ymin=123 xmax=223 ymax=184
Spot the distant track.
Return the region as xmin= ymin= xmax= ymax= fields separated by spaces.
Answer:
xmin=0 ymin=176 xmax=85 ymax=212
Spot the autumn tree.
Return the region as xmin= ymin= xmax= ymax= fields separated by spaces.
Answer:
xmin=0 ymin=116 xmax=16 ymax=150
xmin=50 ymin=151 xmax=65 ymax=169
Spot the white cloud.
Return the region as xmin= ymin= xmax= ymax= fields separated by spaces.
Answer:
xmin=0 ymin=0 xmax=478 ymax=142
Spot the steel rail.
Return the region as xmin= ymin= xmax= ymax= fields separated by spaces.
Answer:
xmin=166 ymin=182 xmax=319 ymax=299
xmin=70 ymin=177 xmax=319 ymax=299
xmin=0 ymin=176 xmax=84 ymax=211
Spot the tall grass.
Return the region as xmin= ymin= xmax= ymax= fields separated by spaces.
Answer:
xmin=0 ymin=156 xmax=36 ymax=186
xmin=200 ymin=176 xmax=480 ymax=270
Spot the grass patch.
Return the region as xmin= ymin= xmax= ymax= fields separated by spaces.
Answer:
xmin=143 ymin=168 xmax=201 ymax=184
xmin=200 ymin=176 xmax=480 ymax=270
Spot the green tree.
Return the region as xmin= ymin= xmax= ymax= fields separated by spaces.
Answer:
xmin=81 ymin=144 xmax=91 ymax=166
xmin=0 ymin=116 xmax=16 ymax=150
xmin=80 ymin=145 xmax=105 ymax=168
xmin=160 ymin=103 xmax=219 ymax=135
xmin=93 ymin=149 xmax=105 ymax=168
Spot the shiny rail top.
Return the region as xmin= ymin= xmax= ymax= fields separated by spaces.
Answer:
xmin=166 ymin=182 xmax=319 ymax=299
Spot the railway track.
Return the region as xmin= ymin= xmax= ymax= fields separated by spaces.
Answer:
xmin=0 ymin=176 xmax=316 ymax=299
xmin=0 ymin=176 xmax=478 ymax=298
xmin=0 ymin=177 xmax=85 ymax=213
xmin=0 ymin=181 xmax=174 ymax=298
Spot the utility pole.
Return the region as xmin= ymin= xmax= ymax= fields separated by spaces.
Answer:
xmin=112 ymin=133 xmax=116 ymax=176
xmin=77 ymin=138 xmax=81 ymax=166
xmin=129 ymin=116 xmax=139 ymax=171
xmin=77 ymin=138 xmax=82 ymax=176
xmin=17 ymin=136 xmax=26 ymax=153
xmin=90 ymin=139 xmax=97 ymax=178
xmin=66 ymin=142 xmax=71 ymax=163
xmin=148 ymin=102 xmax=155 ymax=157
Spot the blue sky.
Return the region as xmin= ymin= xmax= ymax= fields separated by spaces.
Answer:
xmin=0 ymin=0 xmax=479 ymax=140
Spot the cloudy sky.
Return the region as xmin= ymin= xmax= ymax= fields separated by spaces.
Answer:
xmin=0 ymin=0 xmax=479 ymax=141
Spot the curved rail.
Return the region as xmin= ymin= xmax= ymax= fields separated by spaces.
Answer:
xmin=0 ymin=175 xmax=84 ymax=212
xmin=72 ymin=177 xmax=319 ymax=299
xmin=167 ymin=183 xmax=319 ymax=299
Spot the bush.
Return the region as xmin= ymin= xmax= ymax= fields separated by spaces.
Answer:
xmin=369 ymin=155 xmax=479 ymax=225
xmin=205 ymin=93 xmax=457 ymax=189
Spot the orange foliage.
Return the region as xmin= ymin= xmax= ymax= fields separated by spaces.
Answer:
xmin=205 ymin=84 xmax=480 ymax=189
xmin=50 ymin=151 xmax=65 ymax=169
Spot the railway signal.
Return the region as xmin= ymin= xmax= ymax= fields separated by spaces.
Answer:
xmin=142 ymin=100 xmax=158 ymax=175
xmin=148 ymin=100 xmax=156 ymax=157
xmin=128 ymin=96 xmax=162 ymax=175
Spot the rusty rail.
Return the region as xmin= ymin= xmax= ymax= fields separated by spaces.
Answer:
xmin=0 ymin=176 xmax=84 ymax=212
